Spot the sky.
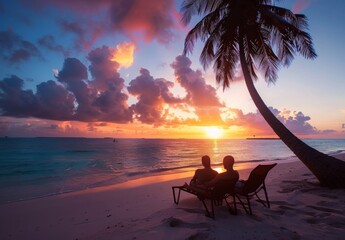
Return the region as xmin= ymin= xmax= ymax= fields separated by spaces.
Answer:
xmin=0 ymin=0 xmax=344 ymax=139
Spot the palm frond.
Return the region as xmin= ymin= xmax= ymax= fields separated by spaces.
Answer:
xmin=181 ymin=0 xmax=316 ymax=87
xmin=181 ymin=0 xmax=223 ymax=25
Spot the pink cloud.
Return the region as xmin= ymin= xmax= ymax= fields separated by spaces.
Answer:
xmin=108 ymin=0 xmax=179 ymax=44
xmin=292 ymin=0 xmax=312 ymax=13
xmin=22 ymin=0 xmax=181 ymax=46
xmin=223 ymin=107 xmax=320 ymax=136
xmin=171 ymin=55 xmax=225 ymax=125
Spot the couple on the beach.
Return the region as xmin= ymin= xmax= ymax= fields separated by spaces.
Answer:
xmin=184 ymin=155 xmax=239 ymax=195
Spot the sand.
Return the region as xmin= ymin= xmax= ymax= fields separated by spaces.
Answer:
xmin=1 ymin=154 xmax=345 ymax=240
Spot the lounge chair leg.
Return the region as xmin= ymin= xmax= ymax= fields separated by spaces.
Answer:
xmin=263 ymin=184 xmax=270 ymax=208
xmin=233 ymin=195 xmax=237 ymax=215
xmin=224 ymin=196 xmax=237 ymax=215
xmin=235 ymin=194 xmax=249 ymax=214
xmin=172 ymin=187 xmax=181 ymax=204
xmin=201 ymin=199 xmax=214 ymax=219
xmin=247 ymin=196 xmax=252 ymax=215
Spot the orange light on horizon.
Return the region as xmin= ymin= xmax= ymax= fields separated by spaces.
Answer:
xmin=204 ymin=126 xmax=223 ymax=139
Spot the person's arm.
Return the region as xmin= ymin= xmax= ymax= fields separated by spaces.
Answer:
xmin=204 ymin=174 xmax=221 ymax=188
xmin=190 ymin=169 xmax=200 ymax=184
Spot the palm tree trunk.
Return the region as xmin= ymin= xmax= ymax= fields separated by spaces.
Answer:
xmin=238 ymin=35 xmax=345 ymax=188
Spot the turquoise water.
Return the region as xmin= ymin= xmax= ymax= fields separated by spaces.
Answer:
xmin=0 ymin=138 xmax=344 ymax=204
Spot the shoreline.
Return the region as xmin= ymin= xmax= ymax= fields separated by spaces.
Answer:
xmin=1 ymin=154 xmax=345 ymax=239
xmin=1 ymin=156 xmax=300 ymax=205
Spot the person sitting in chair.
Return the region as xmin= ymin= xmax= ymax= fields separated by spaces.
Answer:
xmin=189 ymin=155 xmax=218 ymax=186
xmin=206 ymin=155 xmax=239 ymax=188
xmin=186 ymin=155 xmax=239 ymax=195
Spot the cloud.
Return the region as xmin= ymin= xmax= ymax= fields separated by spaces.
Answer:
xmin=0 ymin=30 xmax=42 ymax=64
xmin=222 ymin=107 xmax=320 ymax=136
xmin=111 ymin=42 xmax=135 ymax=68
xmin=171 ymin=55 xmax=225 ymax=125
xmin=108 ymin=0 xmax=179 ymax=44
xmin=128 ymin=68 xmax=182 ymax=125
xmin=38 ymin=35 xmax=69 ymax=57
xmin=87 ymin=46 xmax=133 ymax=122
xmin=292 ymin=0 xmax=312 ymax=13
xmin=0 ymin=117 xmax=86 ymax=137
xmin=21 ymin=0 xmax=180 ymax=46
xmin=0 ymin=75 xmax=37 ymax=117
xmin=0 ymin=46 xmax=133 ymax=123
xmin=58 ymin=19 xmax=103 ymax=50
xmin=56 ymin=47 xmax=133 ymax=122
xmin=56 ymin=58 xmax=94 ymax=120
xmin=0 ymin=48 xmax=331 ymax=137
xmin=277 ymin=109 xmax=319 ymax=135
xmin=35 ymin=80 xmax=76 ymax=120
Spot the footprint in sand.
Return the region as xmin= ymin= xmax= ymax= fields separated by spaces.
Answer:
xmin=163 ymin=217 xmax=210 ymax=229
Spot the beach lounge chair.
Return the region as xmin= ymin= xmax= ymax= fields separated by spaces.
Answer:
xmin=172 ymin=178 xmax=238 ymax=219
xmin=234 ymin=163 xmax=277 ymax=215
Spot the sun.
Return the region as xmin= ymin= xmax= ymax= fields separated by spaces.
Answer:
xmin=205 ymin=126 xmax=223 ymax=139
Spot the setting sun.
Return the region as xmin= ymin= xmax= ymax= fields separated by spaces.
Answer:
xmin=205 ymin=126 xmax=223 ymax=139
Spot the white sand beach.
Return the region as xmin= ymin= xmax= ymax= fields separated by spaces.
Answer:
xmin=1 ymin=154 xmax=345 ymax=240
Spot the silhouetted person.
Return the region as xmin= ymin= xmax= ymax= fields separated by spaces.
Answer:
xmin=186 ymin=155 xmax=239 ymax=194
xmin=204 ymin=155 xmax=239 ymax=188
xmin=190 ymin=155 xmax=218 ymax=186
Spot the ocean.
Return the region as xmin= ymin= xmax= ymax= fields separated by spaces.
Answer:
xmin=0 ymin=138 xmax=344 ymax=204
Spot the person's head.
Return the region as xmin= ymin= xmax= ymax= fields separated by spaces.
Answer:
xmin=223 ymin=155 xmax=235 ymax=170
xmin=201 ymin=155 xmax=211 ymax=168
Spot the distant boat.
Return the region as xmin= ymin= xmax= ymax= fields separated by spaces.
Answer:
xmin=113 ymin=138 xmax=118 ymax=142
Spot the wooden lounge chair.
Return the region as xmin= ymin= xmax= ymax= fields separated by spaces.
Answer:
xmin=172 ymin=177 xmax=238 ymax=219
xmin=234 ymin=163 xmax=277 ymax=215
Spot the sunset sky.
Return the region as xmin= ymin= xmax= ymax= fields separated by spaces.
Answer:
xmin=0 ymin=0 xmax=344 ymax=139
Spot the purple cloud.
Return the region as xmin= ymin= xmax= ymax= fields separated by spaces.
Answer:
xmin=20 ymin=0 xmax=180 ymax=46
xmin=279 ymin=109 xmax=319 ymax=135
xmin=35 ymin=80 xmax=75 ymax=120
xmin=38 ymin=35 xmax=69 ymax=57
xmin=0 ymin=46 xmax=133 ymax=123
xmin=0 ymin=75 xmax=37 ymax=117
xmin=128 ymin=68 xmax=181 ymax=125
xmin=0 ymin=30 xmax=42 ymax=64
xmin=224 ymin=107 xmax=320 ymax=136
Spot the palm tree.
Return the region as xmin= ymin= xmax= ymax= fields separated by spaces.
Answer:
xmin=181 ymin=0 xmax=345 ymax=188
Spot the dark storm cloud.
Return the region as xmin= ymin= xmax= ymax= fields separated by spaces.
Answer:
xmin=0 ymin=30 xmax=42 ymax=64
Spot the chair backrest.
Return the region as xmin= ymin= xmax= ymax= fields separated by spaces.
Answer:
xmin=212 ymin=173 xmax=239 ymax=199
xmin=242 ymin=163 xmax=277 ymax=194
